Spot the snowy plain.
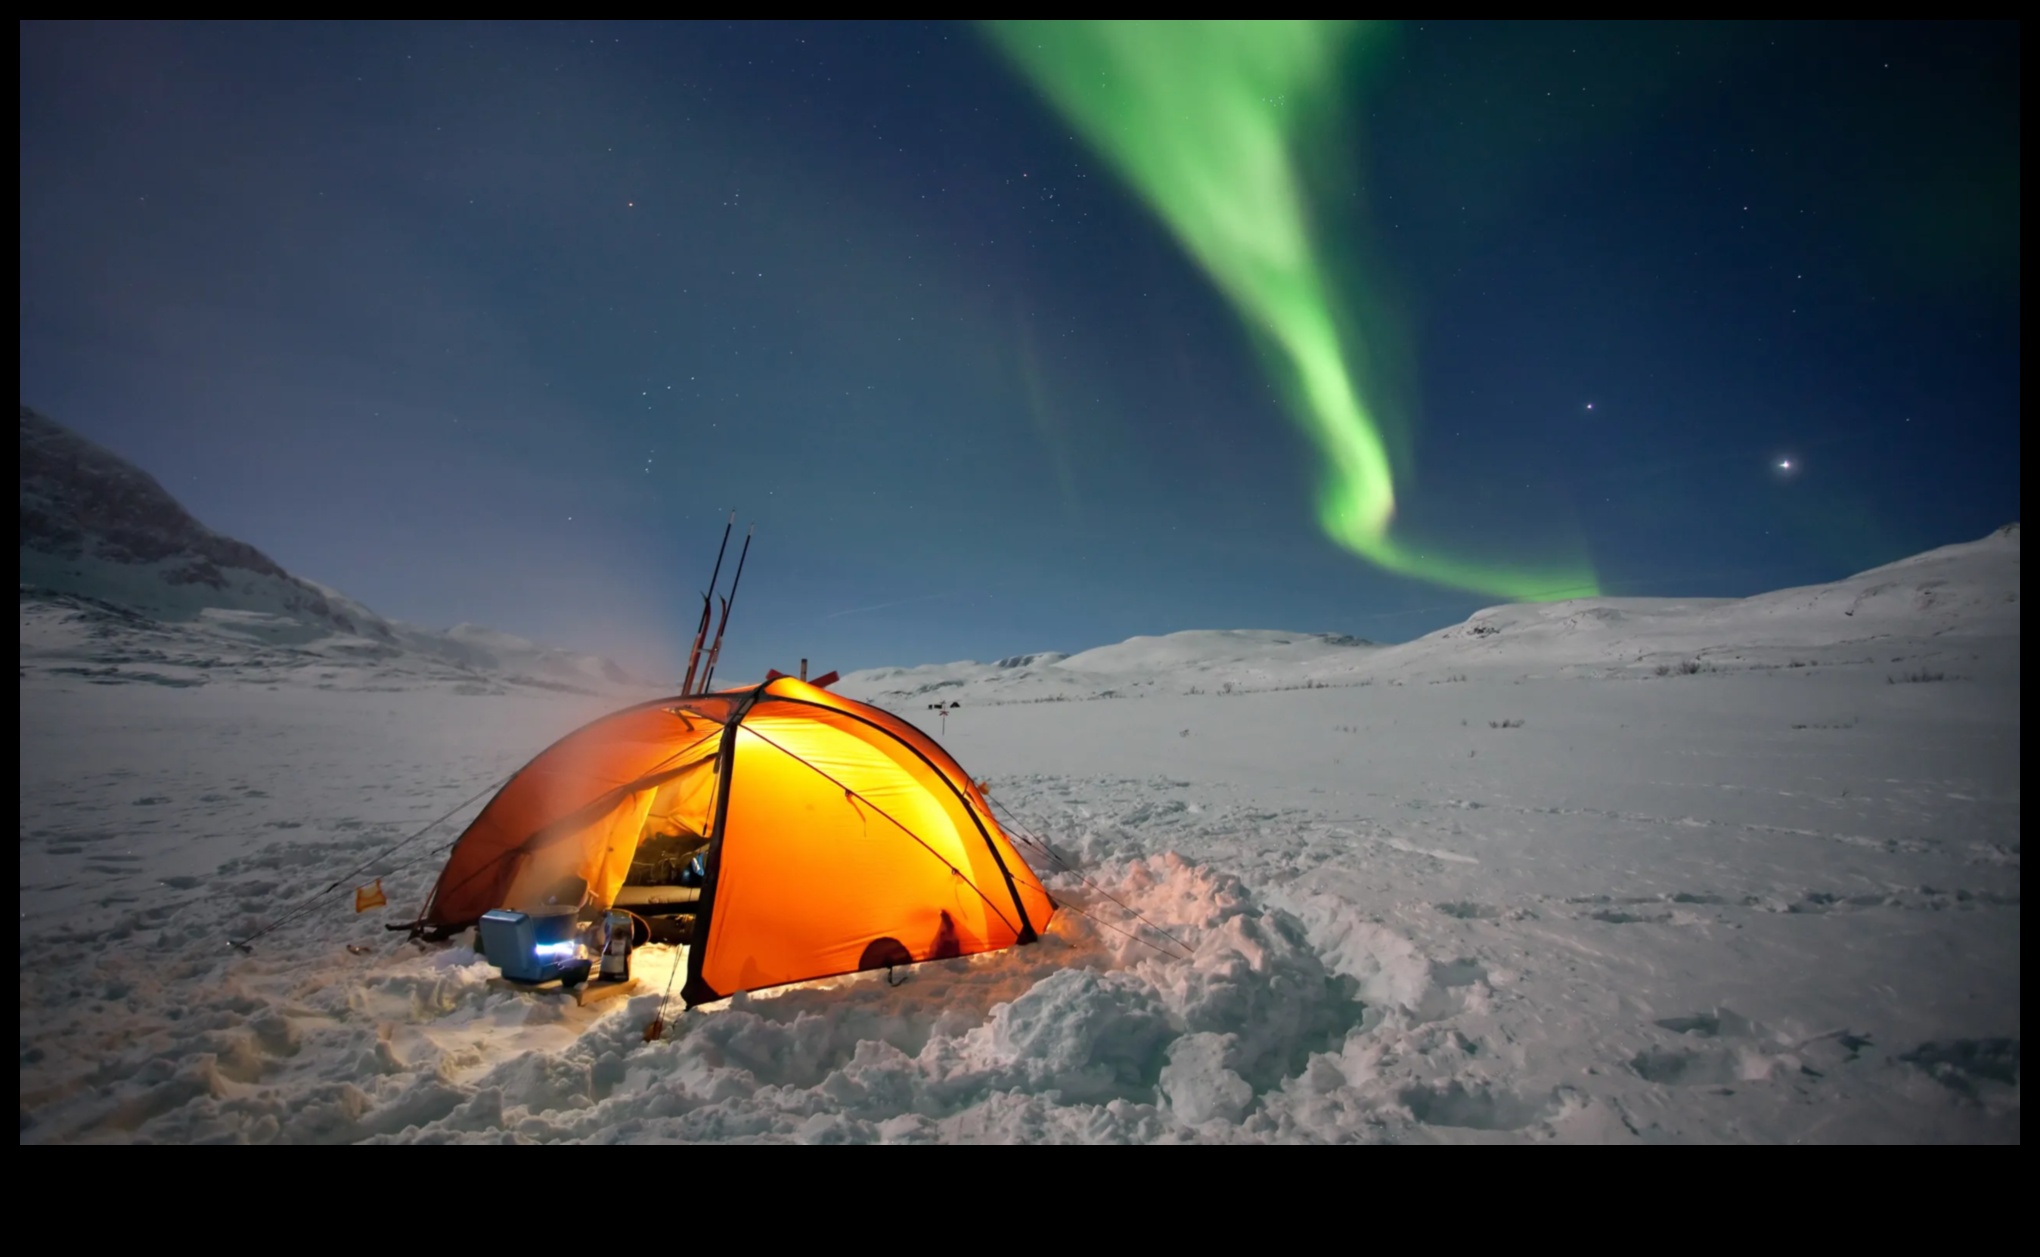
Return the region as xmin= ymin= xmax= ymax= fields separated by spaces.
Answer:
xmin=18 ymin=526 xmax=2021 ymax=1143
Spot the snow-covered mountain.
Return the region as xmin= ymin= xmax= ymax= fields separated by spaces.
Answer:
xmin=837 ymin=525 xmax=2020 ymax=709
xmin=19 ymin=404 xmax=639 ymax=693
xmin=839 ymin=630 xmax=1382 ymax=706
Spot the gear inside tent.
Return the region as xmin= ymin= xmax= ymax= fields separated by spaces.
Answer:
xmin=416 ymin=675 xmax=1056 ymax=1006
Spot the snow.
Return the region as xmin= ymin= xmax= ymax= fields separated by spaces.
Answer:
xmin=19 ymin=526 xmax=2020 ymax=1142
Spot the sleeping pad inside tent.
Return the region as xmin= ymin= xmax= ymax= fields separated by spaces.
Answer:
xmin=417 ymin=675 xmax=1055 ymax=1007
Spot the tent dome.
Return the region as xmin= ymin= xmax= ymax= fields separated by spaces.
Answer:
xmin=421 ymin=676 xmax=1054 ymax=1005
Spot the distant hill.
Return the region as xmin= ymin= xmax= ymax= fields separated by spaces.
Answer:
xmin=834 ymin=526 xmax=2019 ymax=708
xmin=19 ymin=404 xmax=638 ymax=692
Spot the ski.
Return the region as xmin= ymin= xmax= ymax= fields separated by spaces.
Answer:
xmin=681 ymin=511 xmax=735 ymax=694
xmin=699 ymin=524 xmax=753 ymax=693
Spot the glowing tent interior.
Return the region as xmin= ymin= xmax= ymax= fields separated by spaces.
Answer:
xmin=416 ymin=676 xmax=1056 ymax=1006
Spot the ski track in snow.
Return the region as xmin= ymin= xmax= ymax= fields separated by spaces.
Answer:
xmin=19 ymin=538 xmax=2023 ymax=1143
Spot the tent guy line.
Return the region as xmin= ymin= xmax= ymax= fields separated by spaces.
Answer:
xmin=984 ymin=791 xmax=1197 ymax=961
xmin=228 ymin=769 xmax=515 ymax=952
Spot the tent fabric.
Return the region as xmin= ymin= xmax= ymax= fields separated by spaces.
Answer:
xmin=423 ymin=699 xmax=728 ymax=928
xmin=420 ymin=677 xmax=1053 ymax=1005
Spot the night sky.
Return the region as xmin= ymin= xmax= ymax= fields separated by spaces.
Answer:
xmin=19 ymin=22 xmax=2020 ymax=681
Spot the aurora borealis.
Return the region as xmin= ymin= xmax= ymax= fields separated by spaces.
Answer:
xmin=18 ymin=22 xmax=2019 ymax=677
xmin=989 ymin=20 xmax=1598 ymax=600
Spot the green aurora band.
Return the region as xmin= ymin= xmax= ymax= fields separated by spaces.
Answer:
xmin=987 ymin=20 xmax=1599 ymax=600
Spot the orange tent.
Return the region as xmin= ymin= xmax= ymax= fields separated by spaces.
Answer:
xmin=419 ymin=676 xmax=1054 ymax=1006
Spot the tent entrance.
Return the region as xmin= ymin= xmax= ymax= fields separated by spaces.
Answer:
xmin=607 ymin=754 xmax=720 ymax=928
xmin=492 ymin=746 xmax=723 ymax=933
xmin=614 ymin=828 xmax=705 ymax=913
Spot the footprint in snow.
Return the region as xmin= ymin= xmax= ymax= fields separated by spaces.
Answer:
xmin=1435 ymin=902 xmax=1503 ymax=920
xmin=1899 ymin=1038 xmax=2020 ymax=1098
xmin=1399 ymin=1080 xmax=1560 ymax=1131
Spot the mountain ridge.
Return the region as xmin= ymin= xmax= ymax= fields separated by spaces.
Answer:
xmin=19 ymin=404 xmax=638 ymax=692
xmin=834 ymin=525 xmax=2019 ymax=708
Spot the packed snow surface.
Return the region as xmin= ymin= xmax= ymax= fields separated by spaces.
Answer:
xmin=19 ymin=527 xmax=2020 ymax=1142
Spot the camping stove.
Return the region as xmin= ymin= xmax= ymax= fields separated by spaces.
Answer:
xmin=479 ymin=907 xmax=590 ymax=985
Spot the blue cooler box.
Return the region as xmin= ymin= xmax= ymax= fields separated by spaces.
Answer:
xmin=479 ymin=907 xmax=583 ymax=982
